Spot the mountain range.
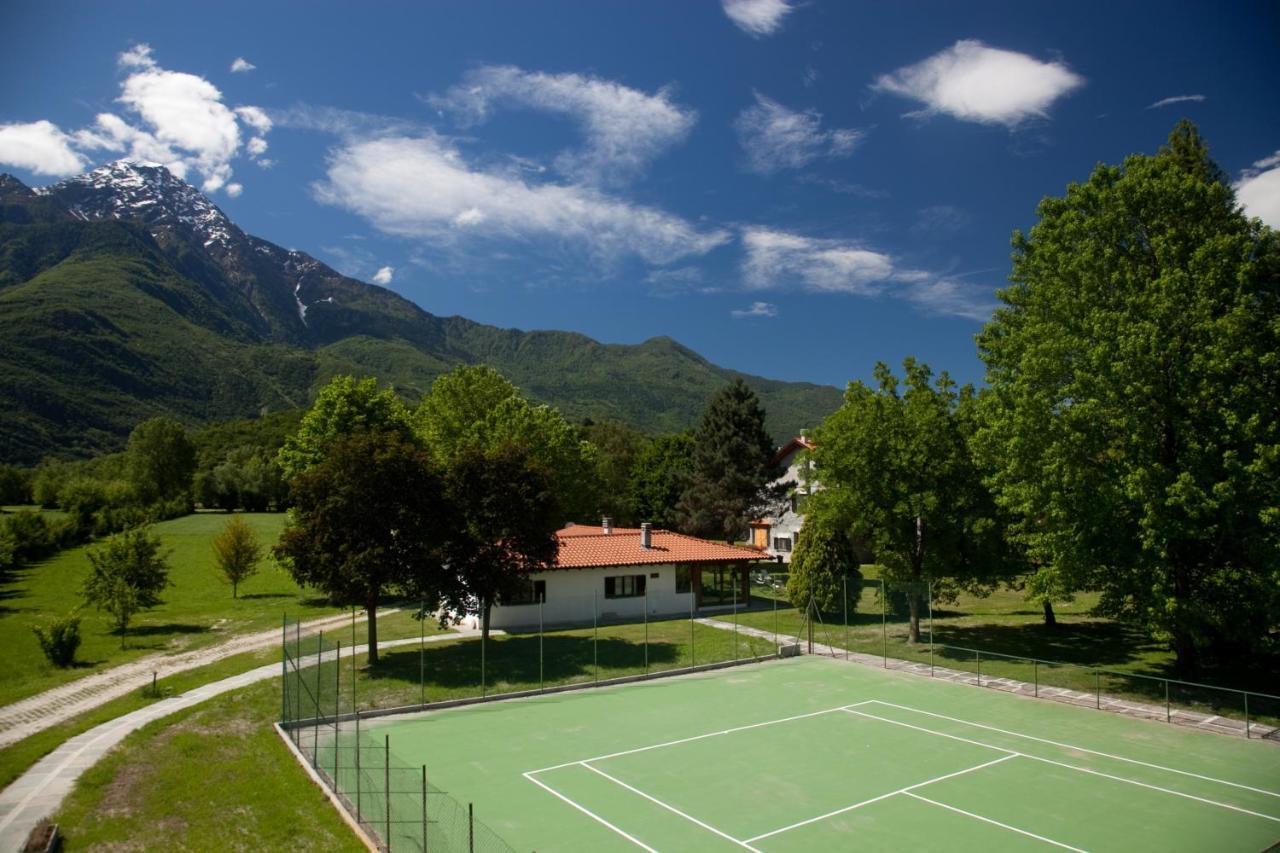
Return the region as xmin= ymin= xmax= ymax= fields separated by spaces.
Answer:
xmin=0 ymin=160 xmax=841 ymax=464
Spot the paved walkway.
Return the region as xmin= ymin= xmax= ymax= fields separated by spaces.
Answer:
xmin=0 ymin=608 xmax=398 ymax=749
xmin=697 ymin=618 xmax=1277 ymax=741
xmin=0 ymin=630 xmax=476 ymax=852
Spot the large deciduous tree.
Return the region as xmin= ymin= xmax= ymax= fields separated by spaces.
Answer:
xmin=677 ymin=379 xmax=783 ymax=541
xmin=811 ymin=360 xmax=1009 ymax=643
xmin=628 ymin=432 xmax=694 ymax=529
xmin=441 ymin=442 xmax=560 ymax=641
xmin=277 ymin=376 xmax=411 ymax=480
xmin=125 ymin=418 xmax=196 ymax=505
xmin=274 ymin=430 xmax=451 ymax=664
xmin=974 ymin=121 xmax=1280 ymax=675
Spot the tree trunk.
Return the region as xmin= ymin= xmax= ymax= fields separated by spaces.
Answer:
xmin=1042 ymin=599 xmax=1057 ymax=627
xmin=1172 ymin=626 xmax=1198 ymax=679
xmin=365 ymin=599 xmax=379 ymax=666
xmin=907 ymin=592 xmax=920 ymax=644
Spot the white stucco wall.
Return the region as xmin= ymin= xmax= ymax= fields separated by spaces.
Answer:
xmin=488 ymin=563 xmax=694 ymax=630
xmin=763 ymin=444 xmax=818 ymax=563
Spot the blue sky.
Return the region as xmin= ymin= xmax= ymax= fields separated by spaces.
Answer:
xmin=2 ymin=0 xmax=1277 ymax=390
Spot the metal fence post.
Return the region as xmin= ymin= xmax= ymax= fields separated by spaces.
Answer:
xmin=773 ymin=591 xmax=778 ymax=655
xmin=384 ymin=735 xmax=391 ymax=852
xmin=690 ymin=584 xmax=696 ymax=668
xmin=1095 ymin=670 xmax=1101 ymax=709
xmin=645 ymin=583 xmax=650 ymax=675
xmin=928 ymin=580 xmax=934 ymax=675
xmin=593 ymin=588 xmax=599 ymax=685
xmin=420 ymin=598 xmax=426 ymax=708
xmin=281 ymin=613 xmax=287 ymax=724
xmin=355 ymin=712 xmax=361 ymax=823
xmin=481 ymin=599 xmax=487 ymax=699
xmin=334 ymin=640 xmax=341 ymax=789
xmin=843 ymin=576 xmax=849 ymax=661
xmin=468 ymin=803 xmax=475 ymax=853
xmin=539 ymin=598 xmax=545 ymax=693
xmin=1034 ymin=659 xmax=1039 ymax=698
xmin=1244 ymin=693 xmax=1250 ymax=739
xmin=732 ymin=576 xmax=738 ymax=661
xmin=880 ymin=579 xmax=887 ymax=667
xmin=976 ymin=649 xmax=981 ymax=687
xmin=422 ymin=765 xmax=428 ymax=852
xmin=313 ymin=630 xmax=322 ymax=764
xmin=351 ymin=608 xmax=358 ymax=713
xmin=1165 ymin=679 xmax=1171 ymax=723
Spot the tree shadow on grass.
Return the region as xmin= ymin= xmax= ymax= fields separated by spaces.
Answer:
xmin=238 ymin=593 xmax=293 ymax=600
xmin=930 ymin=620 xmax=1160 ymax=669
xmin=365 ymin=634 xmax=679 ymax=692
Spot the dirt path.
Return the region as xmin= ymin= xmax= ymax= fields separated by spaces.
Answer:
xmin=0 ymin=608 xmax=397 ymax=749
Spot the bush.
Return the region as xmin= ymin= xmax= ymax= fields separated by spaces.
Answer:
xmin=0 ymin=464 xmax=30 ymax=504
xmin=4 ymin=510 xmax=57 ymax=562
xmin=32 ymin=613 xmax=82 ymax=667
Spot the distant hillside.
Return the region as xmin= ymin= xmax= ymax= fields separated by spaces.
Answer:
xmin=0 ymin=161 xmax=842 ymax=463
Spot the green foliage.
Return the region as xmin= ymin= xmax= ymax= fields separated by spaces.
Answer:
xmin=442 ymin=441 xmax=560 ymax=639
xmin=190 ymin=410 xmax=304 ymax=470
xmin=211 ymin=515 xmax=263 ymax=598
xmin=811 ymin=359 xmax=1009 ymax=642
xmin=277 ymin=375 xmax=411 ymax=479
xmin=786 ymin=521 xmax=862 ymax=616
xmin=974 ymin=121 xmax=1280 ymax=673
xmin=416 ymin=365 xmax=598 ymax=523
xmin=195 ymin=446 xmax=285 ymax=512
xmin=31 ymin=612 xmax=81 ymax=667
xmin=627 ymin=431 xmax=693 ymax=529
xmin=274 ymin=430 xmax=451 ymax=663
xmin=1 ymin=509 xmax=73 ymax=567
xmin=580 ymin=419 xmax=649 ymax=525
xmin=125 ymin=417 xmax=196 ymax=505
xmin=677 ymin=379 xmax=783 ymax=540
xmin=81 ymin=526 xmax=172 ymax=645
xmin=0 ymin=464 xmax=30 ymax=504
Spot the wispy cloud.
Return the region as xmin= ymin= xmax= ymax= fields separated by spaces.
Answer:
xmin=270 ymin=103 xmax=426 ymax=138
xmin=372 ymin=265 xmax=394 ymax=285
xmin=230 ymin=57 xmax=256 ymax=74
xmin=1235 ymin=150 xmax=1280 ymax=229
xmin=872 ymin=40 xmax=1083 ymax=127
xmin=1148 ymin=94 xmax=1205 ymax=109
xmin=0 ymin=43 xmax=271 ymax=193
xmin=722 ymin=0 xmax=792 ymax=37
xmin=911 ymin=204 xmax=971 ymax=235
xmin=734 ymin=92 xmax=862 ymax=174
xmin=429 ymin=66 xmax=695 ymax=186
xmin=0 ymin=120 xmax=88 ymax=175
xmin=740 ymin=226 xmax=996 ymax=320
xmin=731 ymin=301 xmax=778 ymax=319
xmin=314 ymin=135 xmax=730 ymax=266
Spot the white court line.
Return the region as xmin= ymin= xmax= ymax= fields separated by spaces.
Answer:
xmin=904 ymin=792 xmax=1086 ymax=852
xmin=744 ymin=755 xmax=1017 ymax=844
xmin=581 ymin=762 xmax=761 ymax=852
xmin=870 ymin=700 xmax=1280 ymax=800
xmin=522 ymin=771 xmax=658 ymax=852
xmin=850 ymin=707 xmax=1280 ymax=826
xmin=526 ymin=701 xmax=874 ymax=775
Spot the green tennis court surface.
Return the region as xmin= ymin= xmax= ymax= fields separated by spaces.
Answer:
xmin=351 ymin=657 xmax=1280 ymax=851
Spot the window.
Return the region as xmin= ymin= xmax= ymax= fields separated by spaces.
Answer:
xmin=773 ymin=537 xmax=792 ymax=552
xmin=675 ymin=565 xmax=692 ymax=594
xmin=605 ymin=574 xmax=646 ymax=599
xmin=502 ymin=579 xmax=546 ymax=606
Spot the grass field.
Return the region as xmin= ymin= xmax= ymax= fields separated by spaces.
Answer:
xmin=332 ymin=656 xmax=1280 ymax=852
xmin=0 ymin=512 xmax=339 ymax=706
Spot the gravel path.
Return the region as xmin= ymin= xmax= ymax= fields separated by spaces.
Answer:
xmin=0 ymin=629 xmax=475 ymax=852
xmin=0 ymin=608 xmax=397 ymax=749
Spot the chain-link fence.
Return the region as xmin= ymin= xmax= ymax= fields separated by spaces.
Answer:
xmin=747 ymin=571 xmax=1280 ymax=739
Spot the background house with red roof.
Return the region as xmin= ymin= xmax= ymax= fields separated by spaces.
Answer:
xmin=749 ymin=433 xmax=817 ymax=563
xmin=488 ymin=519 xmax=769 ymax=630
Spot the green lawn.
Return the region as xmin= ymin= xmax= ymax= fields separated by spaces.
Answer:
xmin=52 ymin=677 xmax=365 ymax=852
xmin=0 ymin=512 xmax=342 ymax=706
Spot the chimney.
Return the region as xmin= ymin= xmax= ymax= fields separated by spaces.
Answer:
xmin=602 ymin=516 xmax=613 ymax=535
xmin=640 ymin=522 xmax=652 ymax=549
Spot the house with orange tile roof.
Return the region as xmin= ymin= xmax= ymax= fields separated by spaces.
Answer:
xmin=487 ymin=518 xmax=770 ymax=630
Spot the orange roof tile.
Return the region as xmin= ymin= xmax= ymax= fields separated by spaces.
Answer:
xmin=554 ymin=527 xmax=767 ymax=569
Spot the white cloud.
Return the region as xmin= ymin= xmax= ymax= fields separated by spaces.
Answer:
xmin=740 ymin=226 xmax=995 ymax=319
xmin=430 ymin=65 xmax=696 ymax=185
xmin=246 ymin=136 xmax=268 ymax=157
xmin=235 ymin=106 xmax=272 ymax=134
xmin=118 ymin=43 xmax=156 ymax=69
xmin=230 ymin=57 xmax=256 ymax=74
xmin=722 ymin=0 xmax=792 ymax=37
xmin=735 ymin=92 xmax=862 ymax=174
xmin=313 ymin=135 xmax=729 ymax=265
xmin=1148 ymin=94 xmax=1205 ymax=109
xmin=225 ymin=182 xmax=243 ymax=198
xmin=1235 ymin=151 xmax=1280 ymax=229
xmin=372 ymin=265 xmax=394 ymax=285
xmin=0 ymin=120 xmax=88 ymax=176
xmin=731 ymin=301 xmax=778 ymax=318
xmin=872 ymin=40 xmax=1083 ymax=127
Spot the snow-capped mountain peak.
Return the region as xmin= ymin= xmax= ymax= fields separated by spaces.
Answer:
xmin=42 ymin=159 xmax=239 ymax=251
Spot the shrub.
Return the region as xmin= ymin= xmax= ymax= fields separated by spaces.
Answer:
xmin=32 ymin=613 xmax=82 ymax=667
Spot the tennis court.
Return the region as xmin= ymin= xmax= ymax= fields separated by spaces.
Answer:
xmin=342 ymin=656 xmax=1280 ymax=851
